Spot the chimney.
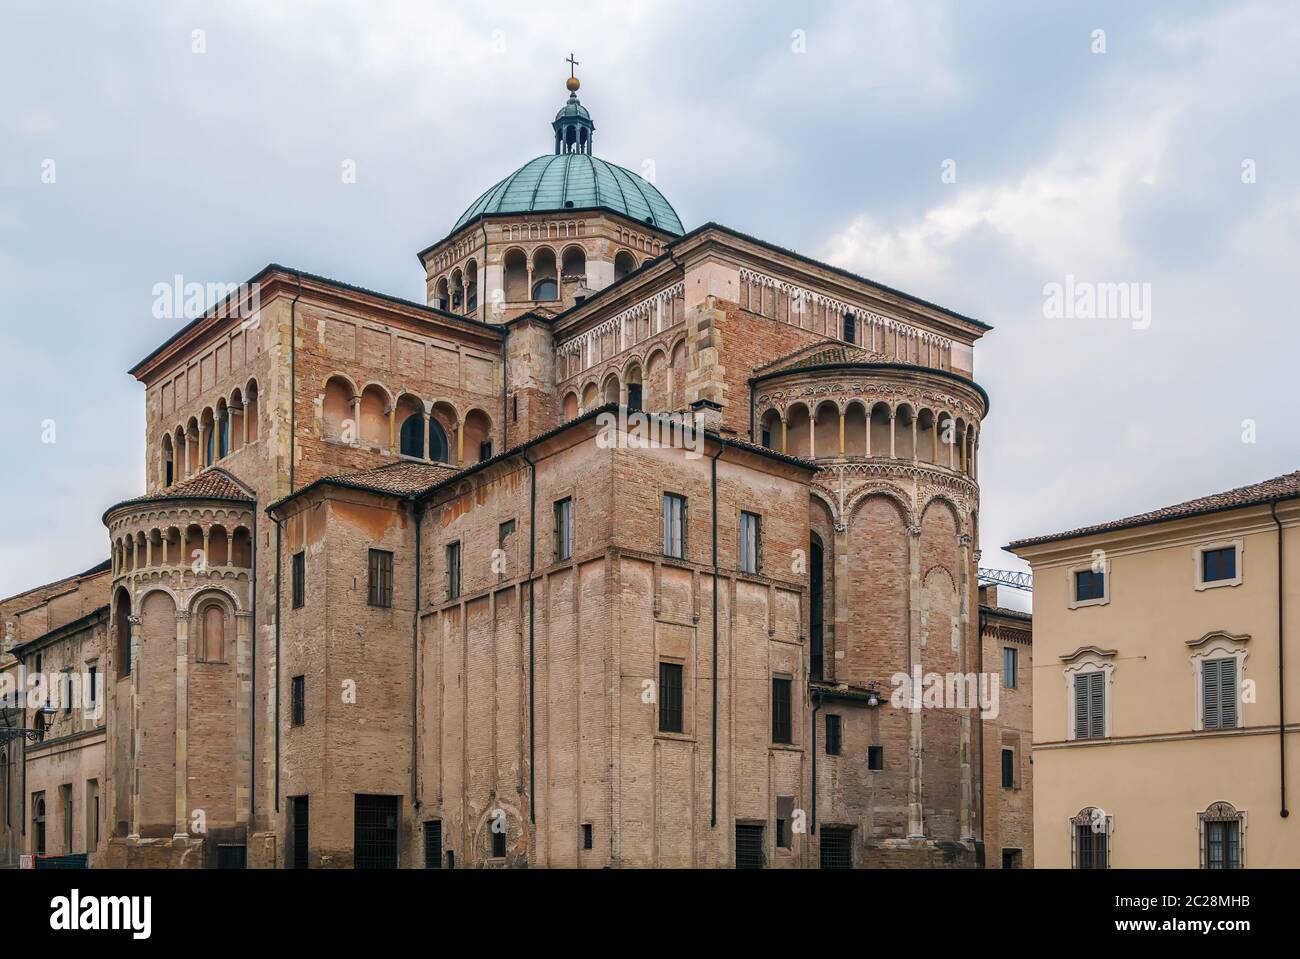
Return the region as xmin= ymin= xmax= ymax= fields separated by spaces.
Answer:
xmin=690 ymin=398 xmax=723 ymax=433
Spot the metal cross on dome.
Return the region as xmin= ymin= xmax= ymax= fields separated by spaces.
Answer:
xmin=567 ymin=53 xmax=579 ymax=78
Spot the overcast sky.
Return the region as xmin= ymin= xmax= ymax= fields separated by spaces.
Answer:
xmin=3 ymin=0 xmax=1298 ymax=610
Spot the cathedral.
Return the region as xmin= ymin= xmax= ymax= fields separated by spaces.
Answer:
xmin=0 ymin=68 xmax=1030 ymax=869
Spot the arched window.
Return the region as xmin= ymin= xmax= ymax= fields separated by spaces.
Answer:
xmin=198 ymin=601 xmax=226 ymax=663
xmin=1199 ymin=802 xmax=1244 ymax=869
xmin=532 ymin=248 xmax=558 ymax=300
xmin=428 ymin=418 xmax=449 ymax=464
xmin=435 ymin=277 xmax=450 ymax=311
xmin=162 ymin=434 xmax=175 ymax=487
xmin=217 ymin=402 xmax=230 ymax=459
xmin=399 ymin=412 xmax=425 ymax=458
xmin=32 ymin=793 xmax=46 ymax=856
xmin=503 ymin=249 xmax=528 ymax=302
xmin=113 ymin=589 xmax=131 ymax=678
xmin=465 ymin=260 xmax=478 ymax=311
xmin=614 ymin=250 xmax=637 ymax=280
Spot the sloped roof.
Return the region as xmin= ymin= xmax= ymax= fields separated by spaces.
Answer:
xmin=755 ymin=339 xmax=887 ymax=375
xmin=1008 ymin=470 xmax=1300 ymax=549
xmin=102 ymin=467 xmax=255 ymax=522
xmin=321 ymin=461 xmax=461 ymax=497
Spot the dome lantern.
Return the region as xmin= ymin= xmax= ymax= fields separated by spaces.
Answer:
xmin=553 ymin=53 xmax=594 ymax=155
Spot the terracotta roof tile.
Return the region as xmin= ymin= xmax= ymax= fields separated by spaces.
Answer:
xmin=322 ymin=461 xmax=461 ymax=496
xmin=108 ymin=467 xmax=254 ymax=511
xmin=755 ymin=339 xmax=886 ymax=375
xmin=1008 ymin=470 xmax=1300 ymax=549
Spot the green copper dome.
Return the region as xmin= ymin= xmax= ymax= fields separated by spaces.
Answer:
xmin=452 ymin=153 xmax=684 ymax=235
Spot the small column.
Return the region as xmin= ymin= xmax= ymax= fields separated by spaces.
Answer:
xmin=456 ymin=425 xmax=465 ymax=466
xmin=948 ymin=418 xmax=956 ymax=469
xmin=808 ymin=417 xmax=816 ymax=459
xmin=424 ymin=412 xmax=433 ymax=463
xmin=388 ymin=408 xmax=397 ymax=451
xmin=202 ymin=528 xmax=211 ymax=571
xmin=780 ymin=419 xmax=788 ymax=455
xmin=889 ymin=413 xmax=897 ymax=459
xmin=178 ymin=528 xmax=186 ymax=569
xmin=911 ymin=416 xmax=918 ymax=463
xmin=145 ymin=536 xmax=152 ymax=568
xmin=838 ymin=409 xmax=846 ymax=457
xmin=132 ymin=536 xmax=140 ymax=571
xmin=350 ymin=397 xmax=361 ymax=446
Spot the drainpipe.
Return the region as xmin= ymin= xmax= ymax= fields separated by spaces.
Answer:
xmin=289 ymin=273 xmax=302 ymax=494
xmin=977 ymin=604 xmax=987 ymax=858
xmin=522 ymin=450 xmax=538 ymax=824
xmin=710 ymin=443 xmax=723 ymax=828
xmin=1270 ymin=499 xmax=1289 ymax=818
xmin=273 ymin=516 xmax=282 ymax=812
xmin=250 ymin=507 xmax=257 ymax=828
xmin=412 ymin=500 xmax=424 ymax=810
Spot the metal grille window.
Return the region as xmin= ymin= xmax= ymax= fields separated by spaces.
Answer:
xmin=659 ymin=662 xmax=684 ymax=733
xmin=368 ymin=549 xmax=393 ymax=608
xmin=354 ymin=795 xmax=399 ymax=869
xmin=735 ymin=823 xmax=764 ymax=869
xmin=820 ymin=827 xmax=852 ymax=869
xmin=1074 ymin=568 xmax=1105 ymax=602
xmin=446 ymin=541 xmax=461 ymax=600
xmin=291 ymin=796 xmax=309 ymax=869
xmin=1002 ymin=646 xmax=1017 ymax=688
xmin=291 ymin=551 xmax=305 ymax=609
xmin=772 ymin=676 xmax=792 ymax=744
xmin=424 ymin=820 xmax=442 ymax=869
xmin=740 ymin=511 xmax=762 ymax=574
xmin=1202 ymin=546 xmax=1236 ymax=582
xmin=1205 ymin=820 xmax=1241 ymax=869
xmin=663 ymin=493 xmax=686 ymax=559
xmin=1073 ymin=671 xmax=1106 ymax=739
xmin=1074 ymin=823 xmax=1108 ymax=869
xmin=217 ymin=845 xmax=247 ymax=869
xmin=1202 ymin=657 xmax=1239 ymax=729
xmin=868 ymin=745 xmax=884 ymax=770
xmin=825 ymin=714 xmax=842 ymax=755
xmin=1001 ymin=748 xmax=1015 ymax=789
xmin=554 ymin=498 xmax=573 ymax=562
xmin=291 ymin=675 xmax=305 ymax=727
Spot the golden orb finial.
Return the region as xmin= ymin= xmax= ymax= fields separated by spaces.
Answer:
xmin=566 ymin=53 xmax=580 ymax=92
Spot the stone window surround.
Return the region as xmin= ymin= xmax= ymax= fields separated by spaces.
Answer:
xmin=1061 ymin=646 xmax=1117 ymax=741
xmin=1187 ymin=630 xmax=1250 ymax=732
xmin=1196 ymin=801 xmax=1246 ymax=869
xmin=1069 ymin=805 xmax=1113 ymax=869
xmin=1066 ymin=556 xmax=1110 ymax=610
xmin=1193 ymin=537 xmax=1244 ymax=591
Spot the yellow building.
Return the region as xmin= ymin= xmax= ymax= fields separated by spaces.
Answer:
xmin=1009 ymin=471 xmax=1300 ymax=868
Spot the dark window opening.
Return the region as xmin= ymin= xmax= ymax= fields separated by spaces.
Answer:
xmin=1001 ymin=748 xmax=1015 ymax=789
xmin=1075 ymin=824 xmax=1108 ymax=869
xmin=1074 ymin=568 xmax=1105 ymax=602
xmin=776 ymin=818 xmax=789 ymax=849
xmin=1002 ymin=848 xmax=1023 ymax=869
xmin=399 ymin=413 xmax=425 ymax=459
xmin=32 ymin=793 xmax=45 ymax=857
xmin=217 ymin=844 xmax=247 ymax=869
xmin=291 ymin=675 xmax=305 ymax=727
xmin=825 ymin=714 xmax=842 ymax=755
xmin=868 ymin=746 xmax=884 ymax=770
xmin=491 ymin=826 xmax=507 ymax=858
xmin=446 ymin=541 xmax=461 ymax=600
xmin=368 ymin=549 xmax=393 ymax=608
xmin=291 ymin=551 xmax=305 ymax=609
xmin=663 ymin=493 xmax=686 ymax=559
xmin=479 ymin=440 xmax=493 ymax=462
xmin=1205 ymin=819 xmax=1241 ymax=869
xmin=842 ymin=312 xmax=856 ymax=344
xmin=1002 ymin=646 xmax=1017 ymax=688
xmin=820 ymin=827 xmax=852 ymax=869
xmin=291 ymin=796 xmax=309 ymax=869
xmin=354 ymin=795 xmax=399 ymax=869
xmin=735 ymin=823 xmax=764 ymax=869
xmin=1202 ymin=546 xmax=1237 ymax=583
xmin=582 ymin=823 xmax=593 ymax=850
xmin=772 ymin=676 xmax=792 ymax=744
xmin=627 ymin=383 xmax=643 ymax=412
xmin=659 ymin=662 xmax=684 ymax=733
xmin=424 ymin=820 xmax=442 ymax=869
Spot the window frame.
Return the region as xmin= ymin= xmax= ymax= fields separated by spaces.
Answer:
xmin=825 ymin=713 xmax=842 ymax=756
xmin=445 ymin=541 xmax=461 ymax=601
xmin=367 ymin=549 xmax=394 ymax=609
xmin=1002 ymin=645 xmax=1018 ymax=689
xmin=771 ymin=675 xmax=793 ymax=745
xmin=658 ymin=661 xmax=684 ymax=734
xmin=1068 ymin=560 xmax=1109 ymax=608
xmin=1194 ymin=538 xmax=1243 ymax=590
xmin=1001 ymin=747 xmax=1016 ymax=789
xmin=290 ymin=675 xmax=305 ymax=727
xmin=739 ymin=510 xmax=762 ymax=575
xmin=553 ymin=497 xmax=573 ymax=563
xmin=662 ymin=492 xmax=687 ymax=560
